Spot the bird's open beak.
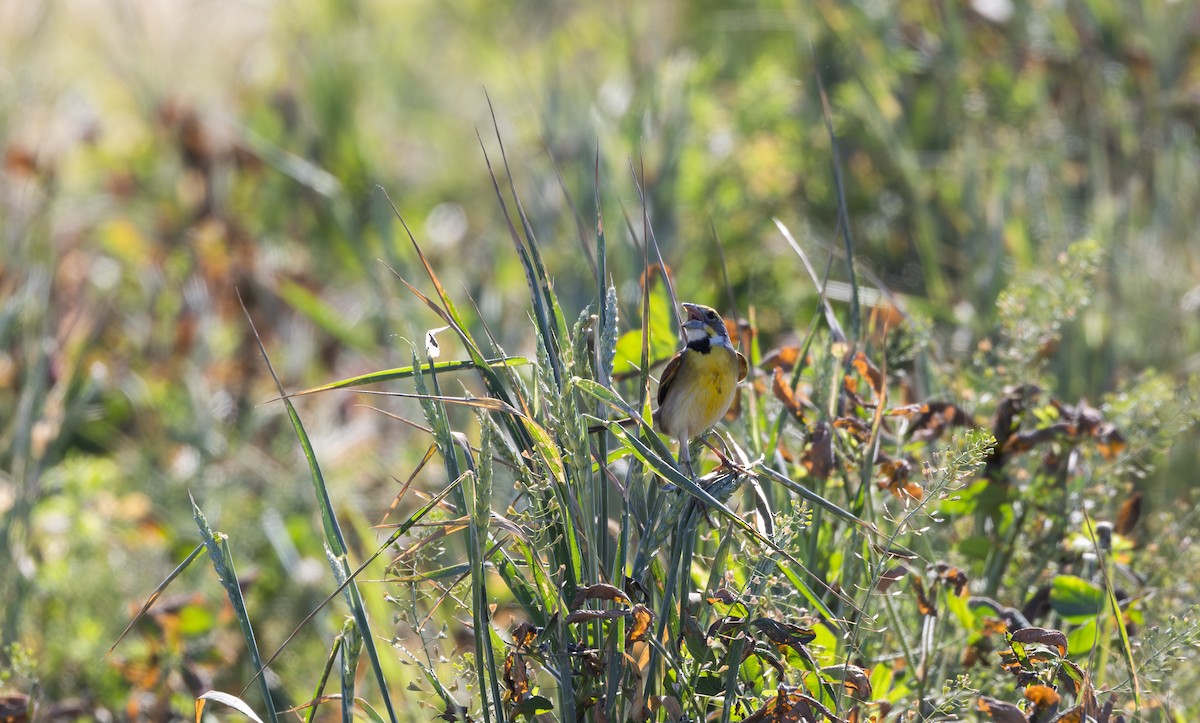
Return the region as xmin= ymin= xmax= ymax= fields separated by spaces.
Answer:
xmin=681 ymin=303 xmax=704 ymax=322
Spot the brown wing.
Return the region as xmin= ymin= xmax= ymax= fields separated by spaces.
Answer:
xmin=736 ymin=351 xmax=749 ymax=382
xmin=656 ymin=350 xmax=686 ymax=407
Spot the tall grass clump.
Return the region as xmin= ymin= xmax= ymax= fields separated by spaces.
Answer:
xmin=112 ymin=108 xmax=1200 ymax=722
xmin=6 ymin=2 xmax=1200 ymax=719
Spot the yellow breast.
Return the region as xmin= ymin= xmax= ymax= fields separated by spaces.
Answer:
xmin=656 ymin=346 xmax=741 ymax=440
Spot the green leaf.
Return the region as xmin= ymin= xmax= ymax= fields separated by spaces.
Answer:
xmin=512 ymin=695 xmax=555 ymax=718
xmin=1050 ymin=575 xmax=1105 ymax=623
xmin=944 ymin=590 xmax=975 ymax=631
xmin=740 ymin=653 xmax=764 ymax=696
xmin=612 ymin=282 xmax=676 ymax=377
xmin=1066 ymin=619 xmax=1098 ymax=656
xmin=937 ymin=478 xmax=989 ymax=516
xmin=956 ymin=535 xmax=995 ymax=561
xmin=177 ymin=603 xmax=216 ymax=636
xmin=869 ymin=662 xmax=911 ymax=703
xmin=809 ymin=622 xmax=840 ymax=663
xmin=695 ymin=673 xmax=725 ymax=697
xmin=708 ymin=598 xmax=751 ymax=619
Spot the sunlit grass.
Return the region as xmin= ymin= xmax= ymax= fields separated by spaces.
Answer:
xmin=140 ymin=123 xmax=1192 ymax=720
xmin=3 ymin=0 xmax=1200 ymax=720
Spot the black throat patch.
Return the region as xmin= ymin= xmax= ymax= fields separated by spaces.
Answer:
xmin=686 ymin=336 xmax=713 ymax=354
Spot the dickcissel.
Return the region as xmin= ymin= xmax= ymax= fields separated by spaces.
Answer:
xmin=653 ymin=302 xmax=748 ymax=474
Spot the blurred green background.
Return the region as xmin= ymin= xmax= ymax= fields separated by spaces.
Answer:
xmin=2 ymin=0 xmax=1198 ymax=717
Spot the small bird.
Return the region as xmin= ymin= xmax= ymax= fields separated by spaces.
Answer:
xmin=653 ymin=302 xmax=748 ymax=475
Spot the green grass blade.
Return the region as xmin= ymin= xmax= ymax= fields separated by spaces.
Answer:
xmin=469 ymin=422 xmax=507 ymax=723
xmin=107 ymin=542 xmax=205 ymax=657
xmin=627 ymin=156 xmax=680 ymax=326
xmin=645 ymin=500 xmax=703 ymax=699
xmin=477 ymin=160 xmax=564 ymax=388
xmin=376 ymin=202 xmax=538 ymax=456
xmin=513 ymin=534 xmax=567 ymax=616
xmin=242 ymin=478 xmax=460 ymax=698
xmin=324 ymin=554 xmax=396 ymax=723
xmin=752 ymin=465 xmax=880 ymax=539
xmin=393 ymin=644 xmax=467 ymax=718
xmin=604 ymin=476 xmax=632 ymax=723
xmin=493 ymin=552 xmax=545 ymax=624
xmin=191 ymin=497 xmax=279 ymax=723
xmin=594 ymin=144 xmax=610 ymax=386
xmin=284 ymin=357 xmax=529 ymax=398
xmin=1088 ymin=513 xmax=1142 ymax=711
xmin=276 ymin=278 xmax=375 ymax=353
xmin=349 ymin=698 xmax=387 ymax=723
xmin=592 ymin=153 xmax=616 ymax=604
xmin=773 ymin=218 xmax=846 ymax=341
xmin=812 ymin=63 xmax=861 ymax=341
xmin=239 ymin=293 xmax=398 ymax=723
xmin=412 ymin=356 xmax=502 ymax=723
xmin=542 ymin=137 xmax=597 ymax=281
xmin=236 ymin=125 xmax=342 ymax=198
xmin=482 ymin=93 xmax=569 ymax=381
xmin=303 ymin=635 xmax=342 ymax=723
xmin=574 ymin=377 xmax=854 ymax=620
xmin=339 ymin=617 xmax=362 ymax=723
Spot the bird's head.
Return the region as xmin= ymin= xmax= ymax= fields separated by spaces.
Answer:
xmin=681 ymin=302 xmax=733 ymax=349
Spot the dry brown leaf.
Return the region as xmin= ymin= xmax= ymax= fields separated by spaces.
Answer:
xmin=511 ymin=622 xmax=541 ymax=650
xmin=1115 ymin=490 xmax=1142 ymax=537
xmin=626 ymin=604 xmax=653 ymax=644
xmin=1010 ymin=626 xmax=1068 ymax=657
xmin=1024 ymin=683 xmax=1061 ymax=708
xmin=936 ymin=562 xmax=969 ymax=597
xmin=571 ymin=583 xmax=630 ymax=609
xmin=976 ymin=696 xmax=1027 ymax=723
xmin=565 ymin=609 xmax=626 ymax=625
xmin=772 ymin=367 xmax=806 ymax=423
xmin=761 ymin=345 xmax=806 ymax=372
xmin=912 ymin=576 xmax=936 ymax=617
xmin=801 ymin=421 xmax=834 ymax=480
xmin=706 ymin=588 xmax=739 ymax=605
xmin=502 ymin=651 xmax=531 ymax=702
xmin=852 ymin=352 xmax=885 ymax=400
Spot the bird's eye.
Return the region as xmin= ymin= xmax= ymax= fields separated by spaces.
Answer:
xmin=706 ymin=311 xmax=717 ymax=320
